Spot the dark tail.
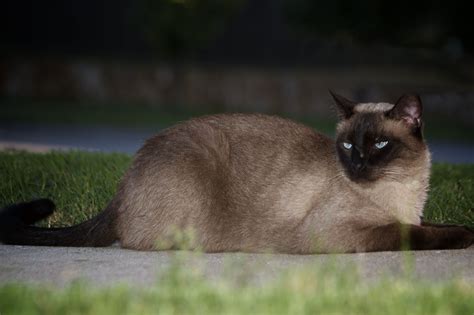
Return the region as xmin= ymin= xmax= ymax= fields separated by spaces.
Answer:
xmin=0 ymin=199 xmax=117 ymax=247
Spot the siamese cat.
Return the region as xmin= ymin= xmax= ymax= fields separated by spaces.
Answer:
xmin=1 ymin=92 xmax=473 ymax=253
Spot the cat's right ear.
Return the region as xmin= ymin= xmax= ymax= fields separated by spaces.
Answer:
xmin=388 ymin=94 xmax=423 ymax=128
xmin=329 ymin=90 xmax=356 ymax=119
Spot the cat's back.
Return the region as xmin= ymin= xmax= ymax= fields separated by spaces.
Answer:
xmin=142 ymin=113 xmax=334 ymax=162
xmin=130 ymin=114 xmax=338 ymax=186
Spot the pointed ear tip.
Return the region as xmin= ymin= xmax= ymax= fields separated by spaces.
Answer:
xmin=396 ymin=94 xmax=423 ymax=107
xmin=401 ymin=94 xmax=422 ymax=101
xmin=328 ymin=90 xmax=350 ymax=103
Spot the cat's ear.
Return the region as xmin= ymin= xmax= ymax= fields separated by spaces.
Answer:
xmin=388 ymin=94 xmax=422 ymax=128
xmin=329 ymin=90 xmax=357 ymax=119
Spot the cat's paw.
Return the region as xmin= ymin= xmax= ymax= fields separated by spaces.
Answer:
xmin=449 ymin=227 xmax=474 ymax=249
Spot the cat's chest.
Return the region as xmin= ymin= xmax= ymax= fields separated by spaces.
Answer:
xmin=365 ymin=179 xmax=427 ymax=224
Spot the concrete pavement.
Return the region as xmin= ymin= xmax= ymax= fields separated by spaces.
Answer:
xmin=1 ymin=245 xmax=473 ymax=287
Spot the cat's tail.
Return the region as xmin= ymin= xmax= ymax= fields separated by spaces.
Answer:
xmin=0 ymin=199 xmax=117 ymax=247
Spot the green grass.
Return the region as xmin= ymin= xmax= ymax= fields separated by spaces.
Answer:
xmin=425 ymin=164 xmax=474 ymax=226
xmin=0 ymin=151 xmax=473 ymax=227
xmin=0 ymin=152 xmax=473 ymax=314
xmin=1 ymin=264 xmax=474 ymax=315
xmin=0 ymin=151 xmax=131 ymax=226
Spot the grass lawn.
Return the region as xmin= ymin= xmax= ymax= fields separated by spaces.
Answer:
xmin=1 ymin=265 xmax=474 ymax=315
xmin=0 ymin=151 xmax=473 ymax=314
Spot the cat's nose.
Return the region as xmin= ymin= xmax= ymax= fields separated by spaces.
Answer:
xmin=353 ymin=162 xmax=366 ymax=171
xmin=351 ymin=147 xmax=366 ymax=170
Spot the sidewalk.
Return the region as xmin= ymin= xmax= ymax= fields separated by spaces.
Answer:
xmin=1 ymin=245 xmax=473 ymax=287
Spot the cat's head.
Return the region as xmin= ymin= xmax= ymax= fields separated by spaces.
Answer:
xmin=330 ymin=91 xmax=429 ymax=183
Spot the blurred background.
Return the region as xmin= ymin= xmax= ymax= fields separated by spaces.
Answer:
xmin=1 ymin=0 xmax=473 ymax=161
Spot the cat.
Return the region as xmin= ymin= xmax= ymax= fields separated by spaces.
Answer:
xmin=1 ymin=92 xmax=473 ymax=253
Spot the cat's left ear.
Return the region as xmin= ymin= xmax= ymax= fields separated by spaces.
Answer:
xmin=329 ymin=90 xmax=357 ymax=119
xmin=388 ymin=94 xmax=423 ymax=128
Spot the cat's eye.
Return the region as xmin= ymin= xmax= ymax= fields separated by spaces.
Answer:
xmin=375 ymin=141 xmax=388 ymax=149
xmin=342 ymin=142 xmax=352 ymax=150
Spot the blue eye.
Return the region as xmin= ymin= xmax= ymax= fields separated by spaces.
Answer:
xmin=343 ymin=142 xmax=352 ymax=150
xmin=375 ymin=141 xmax=388 ymax=149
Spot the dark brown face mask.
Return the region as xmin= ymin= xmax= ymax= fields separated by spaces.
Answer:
xmin=332 ymin=92 xmax=425 ymax=182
